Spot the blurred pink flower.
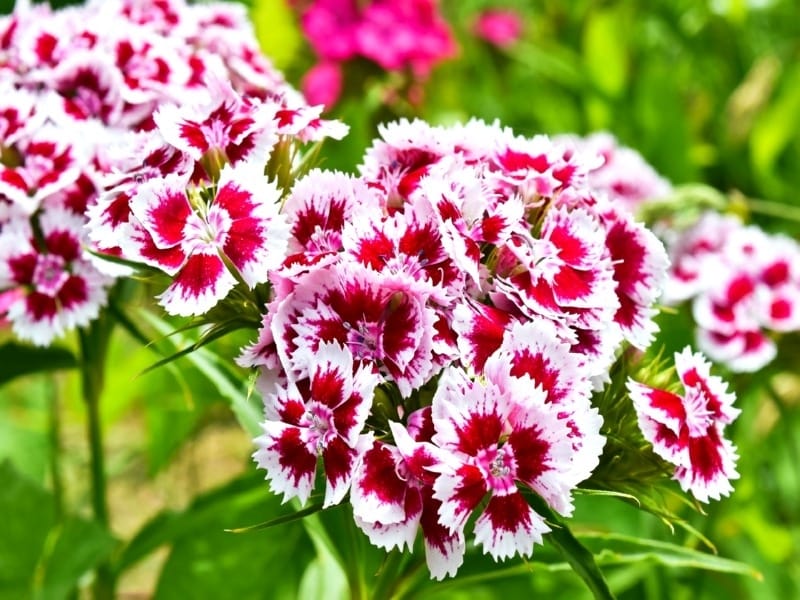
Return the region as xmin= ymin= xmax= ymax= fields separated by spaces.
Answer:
xmin=300 ymin=0 xmax=361 ymax=62
xmin=473 ymin=8 xmax=523 ymax=48
xmin=299 ymin=0 xmax=457 ymax=79
xmin=301 ymin=61 xmax=343 ymax=110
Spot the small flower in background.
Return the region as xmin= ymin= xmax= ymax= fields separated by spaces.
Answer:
xmin=627 ymin=347 xmax=740 ymax=503
xmin=472 ymin=8 xmax=523 ymax=49
xmin=663 ymin=211 xmax=800 ymax=372
xmin=301 ymin=60 xmax=343 ymax=109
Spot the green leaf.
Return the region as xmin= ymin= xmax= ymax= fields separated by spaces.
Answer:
xmin=750 ymin=64 xmax=800 ymax=177
xmin=115 ymin=474 xmax=267 ymax=574
xmin=226 ymin=501 xmax=325 ymax=533
xmin=138 ymin=310 xmax=262 ymax=436
xmin=34 ymin=518 xmax=116 ymax=600
xmin=0 ymin=460 xmax=56 ymax=596
xmin=0 ymin=342 xmax=76 ymax=385
xmin=143 ymin=473 xmax=314 ymax=600
xmin=576 ymin=532 xmax=763 ymax=581
xmin=0 ymin=461 xmax=114 ymax=600
xmin=526 ymin=491 xmax=616 ymax=600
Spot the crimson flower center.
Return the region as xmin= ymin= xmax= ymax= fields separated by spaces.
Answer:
xmin=184 ymin=208 xmax=231 ymax=249
xmin=302 ymin=404 xmax=335 ymax=453
xmin=33 ymin=254 xmax=69 ymax=297
xmin=476 ymin=444 xmax=517 ymax=495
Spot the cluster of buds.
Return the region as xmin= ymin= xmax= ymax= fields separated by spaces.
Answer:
xmin=663 ymin=211 xmax=800 ymax=372
xmin=0 ymin=0 xmax=345 ymax=345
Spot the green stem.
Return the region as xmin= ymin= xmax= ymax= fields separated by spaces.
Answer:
xmin=741 ymin=197 xmax=800 ymax=223
xmin=46 ymin=376 xmax=65 ymax=520
xmin=525 ymin=492 xmax=616 ymax=600
xmin=78 ymin=321 xmax=115 ymax=600
xmin=370 ymin=549 xmax=404 ymax=600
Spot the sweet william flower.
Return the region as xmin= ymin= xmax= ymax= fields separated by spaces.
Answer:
xmin=430 ymin=365 xmax=581 ymax=561
xmin=472 ymin=8 xmax=523 ymax=49
xmin=0 ymin=208 xmax=111 ymax=346
xmin=351 ymin=418 xmax=465 ymax=580
xmin=627 ymin=347 xmax=740 ymax=503
xmin=253 ymin=342 xmax=380 ymax=507
xmin=301 ymin=61 xmax=343 ymax=110
xmin=126 ymin=160 xmax=289 ymax=316
xmin=270 ymin=260 xmax=439 ymax=397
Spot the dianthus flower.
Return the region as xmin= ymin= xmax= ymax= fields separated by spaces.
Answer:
xmin=627 ymin=347 xmax=739 ymax=502
xmin=664 ymin=212 xmax=800 ymax=371
xmin=0 ymin=208 xmax=111 ymax=346
xmin=245 ymin=118 xmax=672 ymax=579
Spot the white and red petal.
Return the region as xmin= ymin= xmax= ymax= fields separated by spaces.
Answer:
xmin=157 ymin=249 xmax=235 ymax=316
xmin=351 ymin=440 xmax=409 ymax=526
xmin=433 ymin=463 xmax=488 ymax=534
xmin=472 ymin=493 xmax=549 ymax=561
xmin=214 ymin=160 xmax=289 ymax=286
xmin=253 ymin=420 xmax=318 ymax=505
xmin=674 ymin=428 xmax=739 ymax=503
xmin=451 ymin=301 xmax=514 ymax=373
xmin=321 ymin=434 xmax=364 ymax=507
xmin=603 ymin=209 xmax=669 ymax=349
xmin=129 ymin=172 xmax=192 ymax=249
xmin=274 ymin=262 xmax=437 ymax=397
xmin=418 ymin=489 xmax=466 ymax=580
xmin=283 ymin=169 xmax=379 ymax=261
xmin=628 ymin=347 xmax=739 ymax=502
xmin=674 ymin=347 xmax=739 ymax=424
xmin=696 ymin=327 xmax=776 ymax=373
xmin=627 ymin=381 xmax=689 ymax=465
xmin=485 ymin=319 xmax=592 ymax=408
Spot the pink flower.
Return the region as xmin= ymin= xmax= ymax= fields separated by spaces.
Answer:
xmin=270 ymin=261 xmax=439 ymax=397
xmin=253 ymin=342 xmax=380 ymax=507
xmin=299 ymin=0 xmax=456 ymax=76
xmin=0 ymin=208 xmax=111 ymax=346
xmin=351 ymin=417 xmax=465 ymax=579
xmin=472 ymin=9 xmax=523 ymax=48
xmin=300 ymin=0 xmax=361 ymax=62
xmin=126 ymin=161 xmax=289 ymax=316
xmin=301 ymin=61 xmax=343 ymax=110
xmin=627 ymin=347 xmax=739 ymax=502
xmin=430 ymin=365 xmax=587 ymax=561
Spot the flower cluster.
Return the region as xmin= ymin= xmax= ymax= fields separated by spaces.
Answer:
xmin=0 ymin=0 xmax=344 ymax=344
xmin=627 ymin=347 xmax=740 ymax=503
xmin=231 ymin=118 xmax=675 ymax=578
xmin=297 ymin=0 xmax=457 ymax=108
xmin=662 ymin=211 xmax=800 ymax=372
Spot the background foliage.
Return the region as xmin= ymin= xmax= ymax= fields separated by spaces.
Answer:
xmin=1 ymin=0 xmax=799 ymax=598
